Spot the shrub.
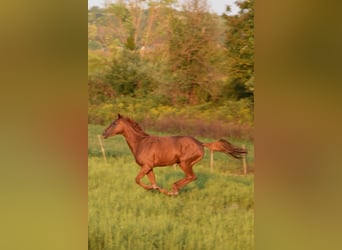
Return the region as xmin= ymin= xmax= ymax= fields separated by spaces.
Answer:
xmin=88 ymin=97 xmax=253 ymax=139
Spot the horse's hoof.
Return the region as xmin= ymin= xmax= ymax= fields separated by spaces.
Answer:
xmin=167 ymin=191 xmax=179 ymax=196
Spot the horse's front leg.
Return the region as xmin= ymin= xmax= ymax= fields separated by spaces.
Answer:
xmin=135 ymin=165 xmax=155 ymax=190
xmin=146 ymin=169 xmax=158 ymax=189
xmin=146 ymin=169 xmax=168 ymax=194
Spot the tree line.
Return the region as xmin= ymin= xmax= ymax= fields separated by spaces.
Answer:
xmin=88 ymin=0 xmax=254 ymax=133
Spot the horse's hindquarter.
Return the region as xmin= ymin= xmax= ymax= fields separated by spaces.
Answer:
xmin=135 ymin=136 xmax=204 ymax=167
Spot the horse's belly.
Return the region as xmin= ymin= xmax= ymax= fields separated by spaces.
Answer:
xmin=153 ymin=154 xmax=179 ymax=166
xmin=136 ymin=150 xmax=179 ymax=167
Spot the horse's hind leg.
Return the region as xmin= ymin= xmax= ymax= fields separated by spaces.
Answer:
xmin=169 ymin=164 xmax=197 ymax=195
xmin=169 ymin=154 xmax=203 ymax=195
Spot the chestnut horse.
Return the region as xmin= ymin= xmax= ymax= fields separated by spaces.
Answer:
xmin=102 ymin=114 xmax=247 ymax=195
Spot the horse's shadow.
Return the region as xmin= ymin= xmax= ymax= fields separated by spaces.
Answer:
xmin=162 ymin=169 xmax=210 ymax=192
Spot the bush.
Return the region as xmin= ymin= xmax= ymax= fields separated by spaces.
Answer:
xmin=88 ymin=97 xmax=253 ymax=140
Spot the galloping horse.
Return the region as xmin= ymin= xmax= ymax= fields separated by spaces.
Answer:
xmin=102 ymin=114 xmax=247 ymax=195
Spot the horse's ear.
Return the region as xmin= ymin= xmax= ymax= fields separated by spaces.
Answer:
xmin=118 ymin=113 xmax=122 ymax=119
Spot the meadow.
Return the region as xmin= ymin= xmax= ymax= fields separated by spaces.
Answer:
xmin=88 ymin=124 xmax=254 ymax=250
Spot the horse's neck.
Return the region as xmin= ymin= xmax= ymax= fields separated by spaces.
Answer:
xmin=122 ymin=128 xmax=146 ymax=155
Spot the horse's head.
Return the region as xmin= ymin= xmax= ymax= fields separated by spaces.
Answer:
xmin=102 ymin=113 xmax=125 ymax=139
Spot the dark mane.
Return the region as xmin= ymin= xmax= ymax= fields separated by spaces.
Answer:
xmin=124 ymin=117 xmax=149 ymax=137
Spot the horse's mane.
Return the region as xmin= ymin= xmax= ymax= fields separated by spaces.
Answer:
xmin=124 ymin=117 xmax=149 ymax=137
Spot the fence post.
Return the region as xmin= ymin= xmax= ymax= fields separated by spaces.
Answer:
xmin=242 ymin=144 xmax=247 ymax=175
xmin=97 ymin=134 xmax=108 ymax=164
xmin=210 ymin=149 xmax=214 ymax=172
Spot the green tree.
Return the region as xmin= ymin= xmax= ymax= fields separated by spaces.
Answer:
xmin=223 ymin=0 xmax=254 ymax=101
xmin=106 ymin=50 xmax=139 ymax=96
xmin=100 ymin=1 xmax=176 ymax=98
xmin=168 ymin=0 xmax=225 ymax=105
xmin=106 ymin=49 xmax=155 ymax=97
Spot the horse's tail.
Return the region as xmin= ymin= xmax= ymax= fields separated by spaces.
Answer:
xmin=202 ymin=139 xmax=247 ymax=159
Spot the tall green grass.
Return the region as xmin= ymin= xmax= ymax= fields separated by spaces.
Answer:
xmin=88 ymin=124 xmax=254 ymax=249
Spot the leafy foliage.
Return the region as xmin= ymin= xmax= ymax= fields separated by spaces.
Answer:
xmin=168 ymin=4 xmax=225 ymax=104
xmin=223 ymin=0 xmax=254 ymax=101
xmin=88 ymin=96 xmax=254 ymax=139
xmin=88 ymin=0 xmax=254 ymax=138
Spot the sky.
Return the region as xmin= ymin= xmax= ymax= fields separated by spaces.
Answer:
xmin=88 ymin=0 xmax=240 ymax=15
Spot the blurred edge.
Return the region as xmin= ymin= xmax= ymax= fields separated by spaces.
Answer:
xmin=1 ymin=0 xmax=342 ymax=249
xmin=0 ymin=0 xmax=87 ymax=250
xmin=256 ymin=0 xmax=342 ymax=250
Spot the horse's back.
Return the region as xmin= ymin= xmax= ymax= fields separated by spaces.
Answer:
xmin=156 ymin=135 xmax=203 ymax=153
xmin=172 ymin=135 xmax=203 ymax=151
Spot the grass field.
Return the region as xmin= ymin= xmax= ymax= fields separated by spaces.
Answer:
xmin=88 ymin=124 xmax=254 ymax=250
